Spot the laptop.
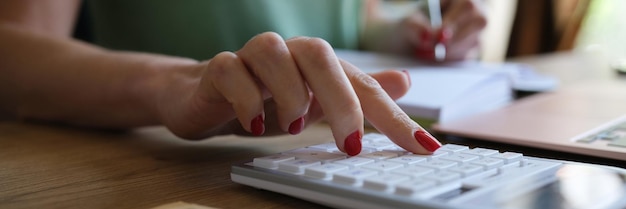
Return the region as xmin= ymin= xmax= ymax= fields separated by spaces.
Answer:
xmin=433 ymin=80 xmax=626 ymax=161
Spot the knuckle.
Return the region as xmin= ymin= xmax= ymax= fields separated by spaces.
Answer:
xmin=352 ymin=73 xmax=384 ymax=96
xmin=207 ymin=51 xmax=238 ymax=78
xmin=291 ymin=37 xmax=333 ymax=56
xmin=330 ymin=99 xmax=361 ymax=121
xmin=341 ymin=102 xmax=362 ymax=116
xmin=287 ymin=35 xmax=309 ymax=42
xmin=303 ymin=37 xmax=334 ymax=54
xmin=249 ymin=32 xmax=285 ymax=51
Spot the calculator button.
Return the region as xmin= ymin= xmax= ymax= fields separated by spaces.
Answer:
xmin=410 ymin=151 xmax=449 ymax=160
xmin=461 ymin=148 xmax=499 ymax=157
xmin=394 ymin=179 xmax=437 ymax=196
xmin=308 ymin=143 xmax=340 ymax=152
xmin=363 ymin=174 xmax=410 ymax=192
xmin=432 ymin=149 xmax=453 ymax=157
xmin=422 ymin=171 xmax=462 ymax=184
xmin=415 ymin=159 xmax=458 ymax=170
xmin=363 ymin=133 xmax=388 ymax=142
xmin=362 ymin=141 xmax=395 ymax=151
xmin=361 ymin=161 xmax=404 ymax=172
xmin=253 ymin=154 xmax=295 ymax=169
xmin=360 ymin=151 xmax=400 ymax=160
xmin=491 ymin=152 xmax=523 ymax=164
xmin=440 ymin=153 xmax=479 ymax=163
xmin=334 ymin=157 xmax=375 ymax=168
xmin=278 ymin=159 xmax=321 ymax=174
xmin=284 ymin=148 xmax=346 ymax=163
xmin=446 ymin=164 xmax=484 ymax=177
xmin=304 ymin=163 xmax=349 ymax=180
xmin=388 ymin=155 xmax=428 ymax=165
xmin=469 ymin=157 xmax=504 ymax=170
xmin=333 ymin=168 xmax=379 ymax=185
xmin=391 ymin=166 xmax=435 ymax=178
xmin=437 ymin=144 xmax=470 ymax=153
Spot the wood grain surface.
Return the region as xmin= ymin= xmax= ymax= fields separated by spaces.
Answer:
xmin=0 ymin=122 xmax=336 ymax=209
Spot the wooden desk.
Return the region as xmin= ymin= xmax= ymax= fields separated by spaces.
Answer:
xmin=0 ymin=122 xmax=336 ymax=209
xmin=1 ymin=51 xmax=624 ymax=209
xmin=508 ymin=50 xmax=623 ymax=87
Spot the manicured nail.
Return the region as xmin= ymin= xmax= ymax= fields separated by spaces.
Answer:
xmin=420 ymin=31 xmax=431 ymax=42
xmin=402 ymin=70 xmax=411 ymax=87
xmin=438 ymin=28 xmax=453 ymax=44
xmin=415 ymin=48 xmax=435 ymax=60
xmin=288 ymin=117 xmax=304 ymax=135
xmin=251 ymin=114 xmax=265 ymax=136
xmin=419 ymin=31 xmax=433 ymax=48
xmin=344 ymin=130 xmax=362 ymax=156
xmin=414 ymin=130 xmax=441 ymax=152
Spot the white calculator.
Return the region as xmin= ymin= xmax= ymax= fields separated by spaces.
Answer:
xmin=231 ymin=133 xmax=626 ymax=209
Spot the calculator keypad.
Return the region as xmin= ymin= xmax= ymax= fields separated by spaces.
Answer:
xmin=252 ymin=133 xmax=561 ymax=199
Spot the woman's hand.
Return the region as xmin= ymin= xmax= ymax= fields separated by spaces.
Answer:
xmin=156 ymin=32 xmax=441 ymax=156
xmin=404 ymin=0 xmax=487 ymax=61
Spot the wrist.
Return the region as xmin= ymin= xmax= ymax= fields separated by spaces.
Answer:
xmin=129 ymin=53 xmax=202 ymax=127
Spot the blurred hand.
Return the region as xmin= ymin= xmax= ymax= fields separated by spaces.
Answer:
xmin=403 ymin=0 xmax=487 ymax=61
xmin=155 ymin=32 xmax=441 ymax=156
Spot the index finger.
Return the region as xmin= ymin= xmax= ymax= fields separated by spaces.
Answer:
xmin=340 ymin=60 xmax=442 ymax=154
xmin=285 ymin=37 xmax=364 ymax=156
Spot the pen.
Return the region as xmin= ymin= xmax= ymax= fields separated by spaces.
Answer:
xmin=427 ymin=0 xmax=446 ymax=62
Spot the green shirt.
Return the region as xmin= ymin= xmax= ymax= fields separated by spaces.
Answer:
xmin=88 ymin=0 xmax=363 ymax=60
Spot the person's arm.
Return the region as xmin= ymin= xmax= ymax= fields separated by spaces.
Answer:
xmin=0 ymin=1 xmax=440 ymax=155
xmin=0 ymin=1 xmax=198 ymax=128
xmin=0 ymin=0 xmax=79 ymax=38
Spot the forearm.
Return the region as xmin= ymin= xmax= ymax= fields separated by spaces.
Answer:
xmin=0 ymin=23 xmax=199 ymax=128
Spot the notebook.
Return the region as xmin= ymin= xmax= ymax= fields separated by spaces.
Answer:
xmin=433 ymin=80 xmax=626 ymax=161
xmin=334 ymin=50 xmax=520 ymax=126
xmin=395 ymin=68 xmax=512 ymax=125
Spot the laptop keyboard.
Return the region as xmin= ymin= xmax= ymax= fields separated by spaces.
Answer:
xmin=576 ymin=117 xmax=626 ymax=148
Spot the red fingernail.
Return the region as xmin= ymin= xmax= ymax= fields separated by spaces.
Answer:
xmin=251 ymin=114 xmax=265 ymax=136
xmin=420 ymin=31 xmax=431 ymax=43
xmin=402 ymin=70 xmax=411 ymax=87
xmin=288 ymin=117 xmax=304 ymax=135
xmin=414 ymin=48 xmax=435 ymax=60
xmin=414 ymin=130 xmax=441 ymax=152
xmin=438 ymin=28 xmax=453 ymax=44
xmin=419 ymin=31 xmax=434 ymax=48
xmin=344 ymin=130 xmax=362 ymax=156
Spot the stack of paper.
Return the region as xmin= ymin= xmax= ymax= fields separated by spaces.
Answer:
xmin=396 ymin=68 xmax=512 ymax=124
xmin=335 ymin=49 xmax=514 ymax=126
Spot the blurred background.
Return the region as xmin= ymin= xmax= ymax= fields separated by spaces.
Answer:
xmin=381 ymin=0 xmax=626 ymax=63
xmin=73 ymin=0 xmax=626 ymax=63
